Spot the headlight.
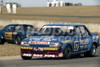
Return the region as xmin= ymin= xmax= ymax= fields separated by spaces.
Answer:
xmin=0 ymin=35 xmax=3 ymax=39
xmin=50 ymin=42 xmax=61 ymax=47
xmin=21 ymin=41 xmax=29 ymax=46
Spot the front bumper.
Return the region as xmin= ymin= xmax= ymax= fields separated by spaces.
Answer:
xmin=21 ymin=47 xmax=64 ymax=58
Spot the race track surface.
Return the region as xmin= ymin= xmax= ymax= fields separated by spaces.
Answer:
xmin=0 ymin=47 xmax=100 ymax=67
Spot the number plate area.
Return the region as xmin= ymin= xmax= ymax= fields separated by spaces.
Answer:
xmin=33 ymin=47 xmax=44 ymax=51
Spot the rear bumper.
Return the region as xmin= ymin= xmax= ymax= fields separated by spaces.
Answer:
xmin=21 ymin=49 xmax=64 ymax=58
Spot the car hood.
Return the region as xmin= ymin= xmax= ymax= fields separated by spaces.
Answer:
xmin=23 ymin=36 xmax=72 ymax=43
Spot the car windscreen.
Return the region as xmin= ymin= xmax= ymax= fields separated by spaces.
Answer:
xmin=40 ymin=26 xmax=75 ymax=36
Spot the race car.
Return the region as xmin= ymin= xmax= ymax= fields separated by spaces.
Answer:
xmin=0 ymin=24 xmax=36 ymax=45
xmin=21 ymin=24 xmax=100 ymax=60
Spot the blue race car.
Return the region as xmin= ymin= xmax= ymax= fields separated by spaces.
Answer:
xmin=21 ymin=24 xmax=100 ymax=59
xmin=0 ymin=24 xmax=36 ymax=45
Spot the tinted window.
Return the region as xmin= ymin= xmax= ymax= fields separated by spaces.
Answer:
xmin=79 ymin=26 xmax=90 ymax=37
xmin=15 ymin=26 xmax=24 ymax=31
xmin=5 ymin=26 xmax=14 ymax=31
xmin=26 ymin=26 xmax=34 ymax=32
xmin=75 ymin=27 xmax=81 ymax=36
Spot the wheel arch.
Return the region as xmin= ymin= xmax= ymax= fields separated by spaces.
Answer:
xmin=88 ymin=42 xmax=98 ymax=51
xmin=92 ymin=42 xmax=98 ymax=48
xmin=62 ymin=42 xmax=73 ymax=51
xmin=14 ymin=35 xmax=22 ymax=40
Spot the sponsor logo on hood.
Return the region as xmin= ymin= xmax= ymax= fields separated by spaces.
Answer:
xmin=29 ymin=41 xmax=50 ymax=45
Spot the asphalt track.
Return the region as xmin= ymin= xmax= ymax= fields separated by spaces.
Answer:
xmin=0 ymin=47 xmax=100 ymax=67
xmin=1 ymin=14 xmax=100 ymax=18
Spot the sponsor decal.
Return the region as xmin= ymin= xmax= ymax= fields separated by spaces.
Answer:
xmin=80 ymin=46 xmax=84 ymax=49
xmin=62 ymin=40 xmax=72 ymax=44
xmin=33 ymin=54 xmax=57 ymax=58
xmin=21 ymin=47 xmax=33 ymax=50
xmin=44 ymin=55 xmax=55 ymax=57
xmin=33 ymin=54 xmax=43 ymax=57
xmin=5 ymin=32 xmax=12 ymax=40
xmin=23 ymin=53 xmax=32 ymax=56
xmin=43 ymin=48 xmax=58 ymax=50
xmin=34 ymin=47 xmax=43 ymax=51
xmin=13 ymin=32 xmax=17 ymax=34
xmin=5 ymin=32 xmax=12 ymax=34
xmin=80 ymin=39 xmax=90 ymax=45
xmin=29 ymin=41 xmax=50 ymax=45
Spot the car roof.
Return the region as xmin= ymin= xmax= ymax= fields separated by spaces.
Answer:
xmin=45 ymin=24 xmax=85 ymax=27
xmin=7 ymin=24 xmax=33 ymax=26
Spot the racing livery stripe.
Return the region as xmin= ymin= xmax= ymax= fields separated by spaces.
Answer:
xmin=5 ymin=32 xmax=13 ymax=34
xmin=62 ymin=40 xmax=72 ymax=44
xmin=21 ymin=47 xmax=58 ymax=50
xmin=43 ymin=48 xmax=58 ymax=50
xmin=13 ymin=32 xmax=17 ymax=34
xmin=21 ymin=47 xmax=33 ymax=50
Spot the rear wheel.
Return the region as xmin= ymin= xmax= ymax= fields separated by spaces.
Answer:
xmin=14 ymin=36 xmax=21 ymax=45
xmin=21 ymin=56 xmax=32 ymax=60
xmin=84 ymin=44 xmax=96 ymax=57
xmin=64 ymin=45 xmax=72 ymax=59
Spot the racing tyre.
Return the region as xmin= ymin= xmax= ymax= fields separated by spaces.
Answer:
xmin=0 ymin=39 xmax=5 ymax=45
xmin=84 ymin=44 xmax=96 ymax=57
xmin=14 ymin=36 xmax=21 ymax=45
xmin=21 ymin=56 xmax=32 ymax=60
xmin=64 ymin=45 xmax=72 ymax=59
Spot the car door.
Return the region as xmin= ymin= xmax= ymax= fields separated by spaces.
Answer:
xmin=4 ymin=25 xmax=15 ymax=40
xmin=73 ymin=27 xmax=81 ymax=53
xmin=79 ymin=26 xmax=91 ymax=52
xmin=15 ymin=25 xmax=25 ymax=38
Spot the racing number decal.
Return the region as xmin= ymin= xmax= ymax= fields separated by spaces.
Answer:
xmin=5 ymin=32 xmax=12 ymax=40
xmin=74 ymin=41 xmax=79 ymax=51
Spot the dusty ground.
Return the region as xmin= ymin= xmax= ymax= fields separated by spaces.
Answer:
xmin=0 ymin=6 xmax=100 ymax=23
xmin=2 ymin=6 xmax=100 ymax=16
xmin=0 ymin=47 xmax=100 ymax=67
xmin=0 ymin=44 xmax=20 ymax=57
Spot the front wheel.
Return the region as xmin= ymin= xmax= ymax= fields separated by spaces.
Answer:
xmin=64 ymin=45 xmax=72 ymax=59
xmin=14 ymin=36 xmax=21 ymax=45
xmin=21 ymin=56 xmax=32 ymax=60
xmin=0 ymin=39 xmax=5 ymax=45
xmin=84 ymin=44 xmax=96 ymax=57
